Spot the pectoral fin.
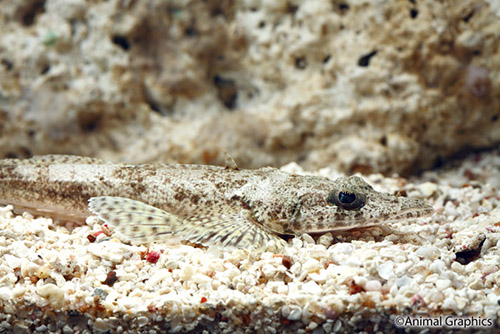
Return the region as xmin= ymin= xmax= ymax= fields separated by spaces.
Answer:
xmin=89 ymin=196 xmax=180 ymax=245
xmin=179 ymin=210 xmax=286 ymax=251
xmin=88 ymin=196 xmax=286 ymax=251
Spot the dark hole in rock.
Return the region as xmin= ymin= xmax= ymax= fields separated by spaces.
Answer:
xmin=432 ymin=155 xmax=444 ymax=170
xmin=112 ymin=35 xmax=130 ymax=51
xmin=463 ymin=10 xmax=475 ymax=23
xmin=339 ymin=3 xmax=349 ymax=11
xmin=286 ymin=4 xmax=298 ymax=14
xmin=41 ymin=64 xmax=50 ymax=75
xmin=214 ymin=75 xmax=238 ymax=110
xmin=147 ymin=98 xmax=164 ymax=115
xmin=18 ymin=0 xmax=46 ymax=26
xmin=295 ymin=57 xmax=307 ymax=69
xmin=185 ymin=22 xmax=197 ymax=36
xmin=358 ymin=50 xmax=378 ymax=67
xmin=78 ymin=112 xmax=102 ymax=133
xmin=1 ymin=59 xmax=13 ymax=71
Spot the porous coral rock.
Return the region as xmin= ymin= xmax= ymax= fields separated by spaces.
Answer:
xmin=1 ymin=1 xmax=499 ymax=175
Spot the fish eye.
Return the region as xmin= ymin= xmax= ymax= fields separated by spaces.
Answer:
xmin=338 ymin=191 xmax=356 ymax=204
xmin=327 ymin=190 xmax=366 ymax=210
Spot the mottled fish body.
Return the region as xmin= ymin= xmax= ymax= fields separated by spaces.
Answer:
xmin=0 ymin=155 xmax=433 ymax=249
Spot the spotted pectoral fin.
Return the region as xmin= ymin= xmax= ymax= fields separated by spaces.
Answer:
xmin=88 ymin=196 xmax=286 ymax=250
xmin=89 ymin=196 xmax=180 ymax=245
xmin=177 ymin=210 xmax=287 ymax=251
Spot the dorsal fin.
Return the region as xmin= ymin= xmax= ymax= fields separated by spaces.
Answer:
xmin=223 ymin=151 xmax=238 ymax=170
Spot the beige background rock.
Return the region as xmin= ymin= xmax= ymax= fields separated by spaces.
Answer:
xmin=0 ymin=0 xmax=498 ymax=174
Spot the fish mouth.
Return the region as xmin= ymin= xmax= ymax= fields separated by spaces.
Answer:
xmin=303 ymin=203 xmax=434 ymax=234
xmin=356 ymin=204 xmax=434 ymax=226
xmin=385 ymin=204 xmax=434 ymax=223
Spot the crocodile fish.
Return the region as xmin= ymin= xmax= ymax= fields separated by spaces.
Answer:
xmin=0 ymin=155 xmax=433 ymax=250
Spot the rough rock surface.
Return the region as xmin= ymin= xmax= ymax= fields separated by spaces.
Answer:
xmin=0 ymin=0 xmax=499 ymax=174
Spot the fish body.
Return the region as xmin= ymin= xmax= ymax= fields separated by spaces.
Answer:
xmin=0 ymin=155 xmax=433 ymax=249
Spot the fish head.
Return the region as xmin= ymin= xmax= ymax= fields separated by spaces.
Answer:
xmin=288 ymin=175 xmax=434 ymax=234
